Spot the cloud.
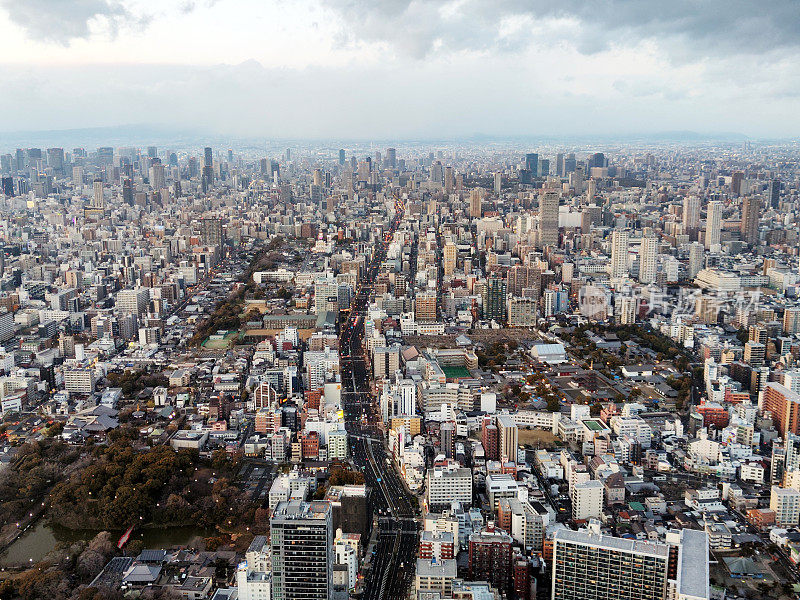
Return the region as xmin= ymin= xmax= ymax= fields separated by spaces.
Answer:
xmin=321 ymin=0 xmax=800 ymax=61
xmin=0 ymin=0 xmax=145 ymax=44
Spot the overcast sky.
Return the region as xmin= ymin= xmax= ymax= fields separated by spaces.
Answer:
xmin=0 ymin=0 xmax=798 ymax=139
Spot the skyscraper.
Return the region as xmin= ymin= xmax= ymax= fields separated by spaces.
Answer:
xmin=538 ymin=191 xmax=559 ymax=248
xmin=705 ymin=201 xmax=722 ymax=249
xmin=740 ymin=196 xmax=759 ymax=246
xmin=338 ymin=149 xmax=345 ymax=165
xmin=271 ymin=500 xmax=333 ymax=600
xmin=768 ymin=179 xmax=781 ymax=209
xmin=610 ymin=229 xmax=629 ymax=279
xmin=525 ymin=153 xmax=538 ymax=175
xmin=122 ymin=178 xmax=133 ymax=205
xmin=483 ymin=277 xmax=507 ymax=323
xmin=385 ymin=147 xmax=396 ymax=168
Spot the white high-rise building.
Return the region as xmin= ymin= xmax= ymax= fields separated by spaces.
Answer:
xmin=609 ymin=230 xmax=629 ymax=279
xmin=688 ymin=242 xmax=704 ymax=279
xmin=705 ymin=201 xmax=722 ymax=249
xmin=638 ymin=231 xmax=657 ymax=284
xmin=683 ymin=195 xmax=700 ymax=230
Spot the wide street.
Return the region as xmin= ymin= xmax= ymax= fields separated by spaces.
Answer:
xmin=340 ymin=201 xmax=419 ymax=600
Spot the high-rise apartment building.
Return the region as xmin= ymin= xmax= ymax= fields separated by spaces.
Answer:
xmin=784 ymin=307 xmax=800 ymax=334
xmin=688 ymin=242 xmax=704 ymax=279
xmin=538 ymin=191 xmax=559 ymax=248
xmin=496 ymin=414 xmax=518 ymax=463
xmin=610 ymin=230 xmax=629 ymax=279
xmin=483 ymin=277 xmax=507 ymax=323
xmin=683 ymin=195 xmax=700 ymax=232
xmin=638 ymin=230 xmax=657 ymax=284
xmin=705 ymin=201 xmax=722 ymax=249
xmin=763 ymin=382 xmax=800 ymax=437
xmin=201 ymin=217 xmax=224 ymax=248
xmin=552 ymin=526 xmax=709 ymax=600
xmin=271 ymin=500 xmax=333 ymax=600
xmin=740 ymin=196 xmax=759 ymax=246
xmin=469 ymin=188 xmax=483 ymax=218
xmin=443 ymin=243 xmax=457 ymax=276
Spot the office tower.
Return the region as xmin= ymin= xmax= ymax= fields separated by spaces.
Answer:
xmin=494 ymin=172 xmax=502 ymax=194
xmin=46 ymin=147 xmax=64 ymax=176
xmin=147 ymin=146 xmax=157 ymax=158
xmin=431 ymin=161 xmax=444 ymax=184
xmin=525 ymin=153 xmax=538 ymax=175
xmin=740 ymin=196 xmax=759 ymax=246
xmin=202 ymin=147 xmax=214 ymax=189
xmin=731 ymin=171 xmax=744 ymax=196
xmin=610 ymin=230 xmax=629 ymax=279
xmin=469 ymin=188 xmax=483 ymax=218
xmin=538 ymin=191 xmax=559 ymax=248
xmin=443 ymin=243 xmax=457 ymax=276
xmin=122 ymin=178 xmax=133 ymax=205
xmin=385 ymin=147 xmax=396 ymax=168
xmin=638 ymin=230 xmax=657 ymax=284
xmin=768 ymin=179 xmax=781 ymax=209
xmin=444 ymin=167 xmax=454 ymax=193
xmin=588 ymin=152 xmax=605 ymax=168
xmin=338 ymin=149 xmax=345 ymax=165
xmin=92 ymin=179 xmax=105 ymax=209
xmin=688 ymin=242 xmax=704 ymax=279
xmin=0 ymin=177 xmax=12 ymax=197
xmin=705 ymin=201 xmax=722 ymax=249
xmin=201 ymin=217 xmax=224 ymax=247
xmin=682 ymin=195 xmax=700 ymax=233
xmin=785 ymin=307 xmax=800 ymax=335
xmin=763 ymin=382 xmax=800 ymax=437
xmin=483 ymin=277 xmax=507 ymax=323
xmin=556 ymin=153 xmax=565 ymax=176
xmin=552 ymin=526 xmax=709 ymax=600
xmin=149 ymin=160 xmax=166 ymax=190
xmin=540 ymin=158 xmax=550 ymax=176
xmin=564 ymin=153 xmax=576 ymax=174
xmin=271 ymin=500 xmax=333 ymax=600
xmin=97 ymin=146 xmax=114 ymax=166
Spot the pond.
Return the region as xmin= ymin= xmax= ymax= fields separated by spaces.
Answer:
xmin=0 ymin=521 xmax=213 ymax=567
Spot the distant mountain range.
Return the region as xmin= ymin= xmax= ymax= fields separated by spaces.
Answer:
xmin=0 ymin=124 xmax=775 ymax=152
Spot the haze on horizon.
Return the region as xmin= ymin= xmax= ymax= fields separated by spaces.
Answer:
xmin=1 ymin=0 xmax=799 ymax=140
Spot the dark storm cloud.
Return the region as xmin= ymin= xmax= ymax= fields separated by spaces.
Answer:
xmin=322 ymin=0 xmax=800 ymax=60
xmin=0 ymin=0 xmax=148 ymax=43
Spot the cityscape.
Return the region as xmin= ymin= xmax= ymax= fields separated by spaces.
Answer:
xmin=0 ymin=2 xmax=800 ymax=600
